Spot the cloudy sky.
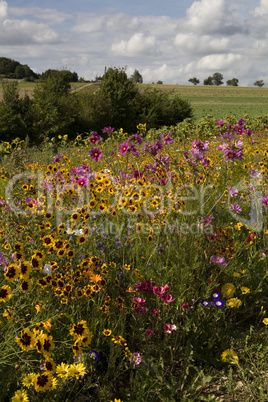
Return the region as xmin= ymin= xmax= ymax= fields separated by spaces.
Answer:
xmin=1 ymin=0 xmax=267 ymax=86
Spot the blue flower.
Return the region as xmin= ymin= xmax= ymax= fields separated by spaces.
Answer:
xmin=211 ymin=292 xmax=221 ymax=300
xmin=213 ymin=299 xmax=224 ymax=308
xmin=90 ymin=349 xmax=100 ymax=360
xmin=201 ymin=299 xmax=211 ymax=306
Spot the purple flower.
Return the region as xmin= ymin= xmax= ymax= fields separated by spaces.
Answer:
xmin=228 ymin=186 xmax=238 ymax=198
xmin=101 ymin=126 xmax=115 ymax=134
xmin=223 ymin=146 xmax=244 ymax=162
xmin=210 ymin=256 xmax=228 ymax=266
xmin=191 ymin=140 xmax=209 ymax=160
xmin=230 ymin=203 xmax=242 ymax=213
xmin=130 ymin=352 xmax=142 ymax=366
xmin=217 ymin=119 xmax=226 ymax=126
xmin=90 ymin=148 xmax=103 ymax=162
xmin=201 ymin=214 xmax=214 ymax=226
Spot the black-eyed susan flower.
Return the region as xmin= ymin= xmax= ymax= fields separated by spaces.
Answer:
xmin=34 ymin=372 xmax=53 ymax=392
xmin=44 ymin=357 xmax=56 ymax=374
xmin=4 ymin=264 xmax=19 ymax=282
xmin=42 ymin=334 xmax=55 ymax=356
xmin=103 ymin=329 xmax=112 ymax=336
xmin=0 ymin=285 xmax=12 ymax=302
xmin=20 ymin=279 xmax=31 ymax=293
xmin=16 ymin=328 xmax=35 ymax=352
xmin=70 ymin=321 xmax=90 ymax=340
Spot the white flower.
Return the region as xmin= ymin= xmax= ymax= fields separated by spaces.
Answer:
xmin=74 ymin=229 xmax=83 ymax=236
xmin=171 ymin=325 xmax=177 ymax=331
xmin=66 ymin=227 xmax=74 ymax=234
xmin=43 ymin=263 xmax=52 ymax=276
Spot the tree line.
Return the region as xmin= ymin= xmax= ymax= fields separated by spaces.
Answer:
xmin=189 ymin=73 xmax=265 ymax=87
xmin=0 ymin=57 xmax=79 ymax=83
xmin=0 ymin=67 xmax=192 ymax=144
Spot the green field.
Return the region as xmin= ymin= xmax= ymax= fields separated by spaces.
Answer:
xmin=140 ymin=84 xmax=268 ymax=121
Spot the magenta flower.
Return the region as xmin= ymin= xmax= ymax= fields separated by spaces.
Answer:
xmin=161 ymin=294 xmax=175 ymax=304
xmin=217 ymin=120 xmax=225 ymax=126
xmin=210 ymin=256 xmax=228 ymax=266
xmin=223 ymin=146 xmax=244 ymax=162
xmin=90 ymin=148 xmax=103 ymax=162
xmin=163 ymin=324 xmax=177 ymax=334
xmin=230 ymin=203 xmax=242 ymax=213
xmin=102 ymin=126 xmax=115 ymax=134
xmin=145 ymin=329 xmax=154 ymax=339
xmin=201 ymin=214 xmax=214 ymax=226
xmin=153 ymin=284 xmax=169 ymax=296
xmin=119 ymin=142 xmax=129 ymax=155
xmin=130 ymin=352 xmax=142 ymax=365
xmin=77 ymin=176 xmax=88 ymax=187
xmin=133 ymin=297 xmax=146 ymax=306
xmin=262 ymin=195 xmax=268 ymax=206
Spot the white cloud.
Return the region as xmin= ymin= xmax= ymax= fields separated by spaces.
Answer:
xmin=174 ymin=33 xmax=230 ymax=56
xmin=184 ymin=0 xmax=245 ymax=35
xmin=253 ymin=0 xmax=268 ymax=15
xmin=111 ymin=32 xmax=158 ymax=57
xmin=9 ymin=6 xmax=71 ymax=25
xmin=0 ymin=0 xmax=7 ymax=19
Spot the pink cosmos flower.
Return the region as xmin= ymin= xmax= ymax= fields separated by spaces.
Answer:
xmin=230 ymin=203 xmax=242 ymax=213
xmin=210 ymin=256 xmax=228 ymax=266
xmin=119 ymin=142 xmax=129 ymax=155
xmin=90 ymin=148 xmax=103 ymax=162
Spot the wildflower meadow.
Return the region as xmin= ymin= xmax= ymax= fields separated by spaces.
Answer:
xmin=0 ymin=115 xmax=268 ymax=401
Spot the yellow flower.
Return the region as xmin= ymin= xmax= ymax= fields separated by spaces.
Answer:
xmin=234 ymin=222 xmax=243 ymax=230
xmin=240 ymin=287 xmax=250 ymax=294
xmin=56 ymin=362 xmax=70 ymax=378
xmin=68 ymin=363 xmax=87 ymax=379
xmin=3 ymin=308 xmax=12 ymax=321
xmin=221 ymin=283 xmax=235 ymax=298
xmin=263 ymin=318 xmax=268 ymax=325
xmin=22 ymin=372 xmax=36 ymax=388
xmin=227 ymin=298 xmax=242 ymax=308
xmin=0 ymin=285 xmax=12 ymax=302
xmin=233 ymin=272 xmax=241 ymax=278
xmin=11 ymin=389 xmax=29 ymax=402
xmin=221 ymin=349 xmax=239 ymax=365
xmin=34 ymin=372 xmax=53 ymax=392
xmin=16 ymin=328 xmax=35 ymax=352
xmin=103 ymin=329 xmax=112 ymax=336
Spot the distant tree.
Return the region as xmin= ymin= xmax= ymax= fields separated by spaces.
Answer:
xmin=254 ymin=80 xmax=264 ymax=87
xmin=188 ymin=77 xmax=200 ymax=85
xmin=41 ymin=69 xmax=78 ymax=83
xmin=226 ymin=78 xmax=239 ymax=86
xmin=156 ymin=80 xmax=163 ymax=84
xmin=0 ymin=57 xmax=37 ymax=79
xmin=130 ymin=69 xmax=143 ymax=84
xmin=212 ymin=72 xmax=224 ymax=86
xmin=204 ymin=76 xmax=213 ymax=85
xmin=204 ymin=72 xmax=224 ymax=86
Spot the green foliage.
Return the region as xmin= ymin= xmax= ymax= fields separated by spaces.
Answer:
xmin=189 ymin=77 xmax=200 ymax=85
xmin=254 ymin=80 xmax=265 ymax=87
xmin=226 ymin=78 xmax=239 ymax=86
xmin=130 ymin=69 xmax=143 ymax=84
xmin=41 ymin=69 xmax=79 ymax=83
xmin=0 ymin=57 xmax=38 ymax=79
xmin=204 ymin=72 xmax=224 ymax=86
xmin=134 ymin=88 xmax=193 ymax=129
